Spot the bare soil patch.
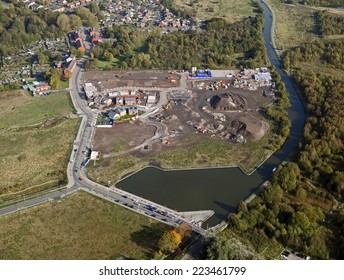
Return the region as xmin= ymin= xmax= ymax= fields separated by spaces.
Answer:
xmin=83 ymin=70 xmax=181 ymax=91
xmin=93 ymin=121 xmax=156 ymax=154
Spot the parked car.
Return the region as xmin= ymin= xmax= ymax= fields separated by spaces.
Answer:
xmin=280 ymin=250 xmax=290 ymax=260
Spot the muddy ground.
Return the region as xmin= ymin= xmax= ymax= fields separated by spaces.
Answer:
xmin=134 ymin=83 xmax=273 ymax=156
xmin=93 ymin=121 xmax=156 ymax=154
xmin=83 ymin=70 xmax=181 ymax=91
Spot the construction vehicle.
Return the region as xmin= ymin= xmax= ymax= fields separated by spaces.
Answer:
xmin=163 ymin=101 xmax=173 ymax=110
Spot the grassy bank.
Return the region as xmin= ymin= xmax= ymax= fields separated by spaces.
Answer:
xmin=0 ymin=191 xmax=169 ymax=259
xmin=87 ymin=155 xmax=148 ymax=186
xmin=152 ymin=135 xmax=273 ymax=174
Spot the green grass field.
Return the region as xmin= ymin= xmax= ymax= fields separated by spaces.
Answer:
xmin=174 ymin=0 xmax=257 ymax=22
xmin=0 ymin=91 xmax=79 ymax=197
xmin=0 ymin=191 xmax=169 ymax=259
xmin=96 ymin=57 xmax=119 ymax=69
xmin=0 ymin=91 xmax=75 ymax=128
xmin=58 ymin=80 xmax=70 ymax=90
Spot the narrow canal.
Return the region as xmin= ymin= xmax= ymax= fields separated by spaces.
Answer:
xmin=116 ymin=1 xmax=306 ymax=226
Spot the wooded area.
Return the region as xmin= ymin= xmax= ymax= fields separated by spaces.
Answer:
xmin=224 ymin=41 xmax=344 ymax=259
xmin=90 ymin=16 xmax=268 ymax=70
xmin=282 ymin=40 xmax=344 ymax=70
xmin=318 ymin=11 xmax=344 ymax=35
xmin=0 ymin=2 xmax=98 ymax=56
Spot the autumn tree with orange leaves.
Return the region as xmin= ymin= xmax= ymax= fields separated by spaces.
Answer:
xmin=158 ymin=230 xmax=182 ymax=254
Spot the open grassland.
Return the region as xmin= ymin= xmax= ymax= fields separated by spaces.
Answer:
xmin=0 ymin=191 xmax=169 ymax=259
xmin=0 ymin=91 xmax=79 ymax=196
xmin=0 ymin=91 xmax=75 ymax=128
xmin=299 ymin=60 xmax=344 ymax=79
xmin=0 ymin=118 xmax=79 ymax=195
xmin=174 ymin=0 xmax=257 ymax=22
xmin=265 ymin=0 xmax=319 ymax=50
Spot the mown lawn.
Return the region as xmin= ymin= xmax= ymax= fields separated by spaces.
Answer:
xmin=0 ymin=191 xmax=169 ymax=259
xmin=96 ymin=57 xmax=119 ymax=69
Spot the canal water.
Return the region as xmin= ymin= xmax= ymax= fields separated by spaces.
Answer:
xmin=116 ymin=1 xmax=306 ymax=226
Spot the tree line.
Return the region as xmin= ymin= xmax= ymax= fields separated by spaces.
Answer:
xmin=317 ymin=11 xmax=344 ymax=35
xmin=90 ymin=15 xmax=268 ymax=70
xmin=282 ymin=40 xmax=344 ymax=70
xmin=265 ymin=66 xmax=291 ymax=150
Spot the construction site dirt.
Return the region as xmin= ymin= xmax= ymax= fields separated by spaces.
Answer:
xmin=89 ymin=72 xmax=276 ymax=164
xmin=83 ymin=70 xmax=181 ymax=91
xmin=93 ymin=122 xmax=156 ymax=154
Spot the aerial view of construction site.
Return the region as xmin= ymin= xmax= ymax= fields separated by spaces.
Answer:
xmin=84 ymin=66 xmax=276 ymax=183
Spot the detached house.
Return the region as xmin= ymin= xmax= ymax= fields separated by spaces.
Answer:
xmin=127 ymin=106 xmax=138 ymax=116
xmin=36 ymin=83 xmax=49 ymax=93
xmin=115 ymin=107 xmax=126 ymax=117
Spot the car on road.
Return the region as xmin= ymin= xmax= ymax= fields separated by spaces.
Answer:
xmin=78 ymin=177 xmax=83 ymax=181
xmin=293 ymin=251 xmax=310 ymax=260
xmin=280 ymin=250 xmax=290 ymax=260
xmin=147 ymin=205 xmax=157 ymax=211
xmin=74 ymin=168 xmax=79 ymax=173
